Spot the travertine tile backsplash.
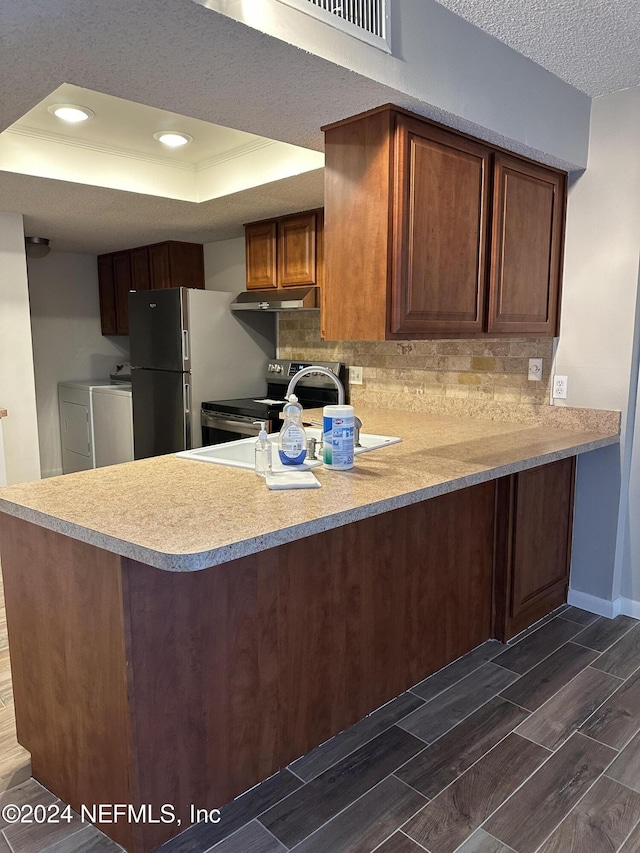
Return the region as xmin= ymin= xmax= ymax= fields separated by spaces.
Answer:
xmin=278 ymin=312 xmax=553 ymax=407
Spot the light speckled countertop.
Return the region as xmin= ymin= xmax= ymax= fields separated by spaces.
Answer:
xmin=0 ymin=408 xmax=619 ymax=571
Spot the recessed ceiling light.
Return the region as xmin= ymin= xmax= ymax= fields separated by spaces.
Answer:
xmin=154 ymin=131 xmax=193 ymax=148
xmin=48 ymin=104 xmax=95 ymax=123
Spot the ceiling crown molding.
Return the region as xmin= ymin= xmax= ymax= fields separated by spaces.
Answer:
xmin=4 ymin=125 xmax=196 ymax=171
xmin=195 ymin=138 xmax=277 ymax=171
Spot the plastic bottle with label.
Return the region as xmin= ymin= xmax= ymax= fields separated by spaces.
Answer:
xmin=323 ymin=404 xmax=355 ymax=470
xmin=277 ymin=395 xmax=307 ymax=466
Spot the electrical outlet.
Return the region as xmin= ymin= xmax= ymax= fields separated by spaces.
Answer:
xmin=553 ymin=374 xmax=568 ymax=399
xmin=349 ymin=366 xmax=364 ymax=385
xmin=528 ymin=358 xmax=543 ymax=381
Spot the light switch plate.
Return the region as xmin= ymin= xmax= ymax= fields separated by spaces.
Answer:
xmin=553 ymin=375 xmax=568 ymax=399
xmin=528 ymin=358 xmax=543 ymax=381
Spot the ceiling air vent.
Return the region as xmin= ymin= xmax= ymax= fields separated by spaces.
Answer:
xmin=275 ymin=0 xmax=390 ymax=52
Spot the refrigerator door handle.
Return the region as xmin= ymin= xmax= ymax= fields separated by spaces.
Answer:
xmin=182 ymin=329 xmax=190 ymax=363
xmin=184 ymin=382 xmax=191 ymax=414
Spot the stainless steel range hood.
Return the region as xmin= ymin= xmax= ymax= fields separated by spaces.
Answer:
xmin=231 ymin=287 xmax=319 ymax=312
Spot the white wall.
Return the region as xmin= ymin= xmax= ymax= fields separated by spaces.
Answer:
xmin=622 ymin=263 xmax=640 ymax=606
xmin=555 ymin=87 xmax=640 ymax=606
xmin=0 ymin=212 xmax=41 ymax=485
xmin=620 ymin=312 xmax=640 ymax=604
xmin=198 ymin=0 xmax=590 ymax=169
xmin=28 ymin=251 xmax=130 ymax=478
xmin=203 ymin=237 xmax=246 ymax=292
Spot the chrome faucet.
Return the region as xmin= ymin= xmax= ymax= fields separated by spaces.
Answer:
xmin=354 ymin=416 xmax=363 ymax=448
xmin=287 ymin=366 xmax=362 ymax=451
xmin=285 ymin=366 xmax=345 ymax=404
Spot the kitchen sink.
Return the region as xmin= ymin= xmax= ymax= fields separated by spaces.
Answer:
xmin=176 ymin=428 xmax=401 ymax=470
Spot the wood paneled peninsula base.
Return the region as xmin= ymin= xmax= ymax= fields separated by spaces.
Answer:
xmin=0 ymin=409 xmax=619 ymax=852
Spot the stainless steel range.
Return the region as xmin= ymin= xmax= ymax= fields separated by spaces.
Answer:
xmin=201 ymin=359 xmax=346 ymax=445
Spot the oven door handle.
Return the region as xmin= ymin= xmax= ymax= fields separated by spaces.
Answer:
xmin=201 ymin=412 xmax=261 ymax=435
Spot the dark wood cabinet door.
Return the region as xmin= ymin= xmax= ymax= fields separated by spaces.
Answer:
xmin=245 ymin=222 xmax=277 ymax=289
xmin=112 ymin=251 xmax=132 ymax=335
xmin=129 ymin=247 xmax=150 ymax=291
xmin=495 ymin=457 xmax=575 ymax=640
xmin=488 ymin=154 xmax=566 ymax=335
xmin=391 ymin=116 xmax=492 ymax=336
xmin=147 ymin=242 xmax=204 ymax=290
xmin=97 ymin=255 xmax=117 ymax=336
xmin=278 ymin=212 xmax=317 ymax=287
xmin=165 ymin=241 xmax=205 ymax=289
xmin=148 ymin=243 xmax=171 ymax=290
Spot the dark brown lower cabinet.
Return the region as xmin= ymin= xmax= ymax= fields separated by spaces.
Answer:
xmin=494 ymin=457 xmax=576 ymax=641
xmin=0 ymin=457 xmax=577 ymax=852
xmin=0 ymin=483 xmax=494 ymax=853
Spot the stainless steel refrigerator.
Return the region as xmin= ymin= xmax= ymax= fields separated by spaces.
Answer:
xmin=130 ymin=288 xmax=274 ymax=459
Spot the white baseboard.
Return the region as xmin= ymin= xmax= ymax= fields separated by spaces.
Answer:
xmin=567 ymin=589 xmax=621 ymax=619
xmin=568 ymin=589 xmax=640 ymax=620
xmin=618 ymin=598 xmax=640 ymax=619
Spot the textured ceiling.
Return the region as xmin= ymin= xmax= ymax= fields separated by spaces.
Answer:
xmin=0 ymin=169 xmax=325 ymax=255
xmin=432 ymin=0 xmax=640 ymax=97
xmin=1 ymin=0 xmax=637 ymax=254
xmin=0 ymin=0 xmax=411 ymax=253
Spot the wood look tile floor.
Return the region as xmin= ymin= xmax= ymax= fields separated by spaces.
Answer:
xmin=3 ymin=578 xmax=640 ymax=853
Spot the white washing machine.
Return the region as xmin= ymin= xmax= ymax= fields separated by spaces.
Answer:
xmin=58 ymin=381 xmax=133 ymax=474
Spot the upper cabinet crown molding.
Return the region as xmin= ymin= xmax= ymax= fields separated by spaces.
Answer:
xmin=322 ymin=105 xmax=567 ymax=341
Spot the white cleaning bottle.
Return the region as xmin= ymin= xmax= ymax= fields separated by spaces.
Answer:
xmin=278 ymin=395 xmax=307 ymax=466
xmin=254 ymin=421 xmax=273 ymax=477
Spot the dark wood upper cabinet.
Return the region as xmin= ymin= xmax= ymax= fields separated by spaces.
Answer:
xmin=392 ymin=116 xmax=491 ymax=336
xmin=97 ymin=254 xmax=117 ymax=336
xmin=245 ymin=210 xmax=323 ymax=292
xmin=245 ymin=221 xmax=278 ymax=290
xmin=112 ymin=251 xmax=132 ymax=335
xmin=130 ymin=247 xmax=150 ymax=291
xmin=494 ymin=457 xmax=575 ymax=641
xmin=148 ymin=243 xmax=172 ymax=290
xmin=322 ymin=105 xmax=567 ymax=341
xmin=488 ymin=153 xmax=566 ymax=335
xmin=148 ymin=241 xmax=204 ymax=290
xmin=97 ymin=241 xmax=204 ymax=336
xmin=316 ymin=209 xmax=325 ymax=289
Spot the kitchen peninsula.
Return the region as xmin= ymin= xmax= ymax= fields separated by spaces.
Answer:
xmin=0 ymin=407 xmax=619 ymax=852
